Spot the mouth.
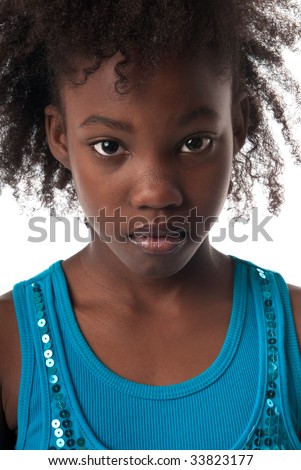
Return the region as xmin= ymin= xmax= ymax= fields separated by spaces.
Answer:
xmin=128 ymin=224 xmax=187 ymax=254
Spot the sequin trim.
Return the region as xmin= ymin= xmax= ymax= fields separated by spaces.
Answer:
xmin=243 ymin=268 xmax=291 ymax=450
xmin=31 ymin=282 xmax=87 ymax=450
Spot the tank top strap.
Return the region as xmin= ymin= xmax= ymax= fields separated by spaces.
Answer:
xmin=243 ymin=264 xmax=301 ymax=449
xmin=30 ymin=278 xmax=104 ymax=450
xmin=13 ymin=264 xmax=104 ymax=450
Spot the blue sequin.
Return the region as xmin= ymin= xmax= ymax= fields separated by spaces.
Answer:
xmin=54 ymin=428 xmax=64 ymax=438
xmin=39 ymin=326 xmax=48 ymax=335
xmin=67 ymin=439 xmax=75 ymax=447
xmin=46 ymin=358 xmax=55 ymax=368
xmin=32 ymin=283 xmax=87 ymax=450
xmin=243 ymin=268 xmax=291 ymax=450
xmin=56 ymin=438 xmax=65 ymax=448
xmin=56 ymin=401 xmax=66 ymax=410
xmin=52 ymin=419 xmax=60 ymax=429
xmin=49 ymin=375 xmax=59 ymax=384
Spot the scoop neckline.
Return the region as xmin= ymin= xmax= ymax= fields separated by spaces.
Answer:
xmin=51 ymin=256 xmax=247 ymax=400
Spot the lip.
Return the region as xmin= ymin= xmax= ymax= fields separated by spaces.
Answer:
xmin=129 ymin=223 xmax=186 ymax=237
xmin=128 ymin=224 xmax=187 ymax=254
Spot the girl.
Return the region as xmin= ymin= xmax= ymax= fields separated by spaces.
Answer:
xmin=0 ymin=0 xmax=301 ymax=451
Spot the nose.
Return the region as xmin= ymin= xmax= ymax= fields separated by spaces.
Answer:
xmin=129 ymin=166 xmax=184 ymax=210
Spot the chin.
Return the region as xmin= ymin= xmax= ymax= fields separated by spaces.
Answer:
xmin=125 ymin=253 xmax=196 ymax=279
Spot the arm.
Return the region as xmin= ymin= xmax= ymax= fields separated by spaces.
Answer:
xmin=288 ymin=284 xmax=301 ymax=443
xmin=289 ymin=284 xmax=301 ymax=354
xmin=0 ymin=292 xmax=19 ymax=449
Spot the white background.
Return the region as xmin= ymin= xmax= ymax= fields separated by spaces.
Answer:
xmin=0 ymin=50 xmax=300 ymax=295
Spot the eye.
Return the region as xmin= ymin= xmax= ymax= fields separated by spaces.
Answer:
xmin=180 ymin=136 xmax=213 ymax=153
xmin=93 ymin=139 xmax=126 ymax=157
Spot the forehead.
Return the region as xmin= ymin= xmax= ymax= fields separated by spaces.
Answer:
xmin=60 ymin=53 xmax=233 ymax=123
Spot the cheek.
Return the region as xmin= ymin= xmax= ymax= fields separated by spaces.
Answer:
xmin=212 ymin=134 xmax=234 ymax=197
xmin=188 ymin=144 xmax=233 ymax=211
xmin=71 ymin=166 xmax=100 ymax=214
xmin=66 ymin=143 xmax=112 ymax=212
xmin=70 ymin=160 xmax=129 ymax=240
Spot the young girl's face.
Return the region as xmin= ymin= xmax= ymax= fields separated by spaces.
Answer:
xmin=46 ymin=53 xmax=247 ymax=278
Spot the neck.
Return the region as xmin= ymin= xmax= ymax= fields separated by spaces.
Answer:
xmin=76 ymin=237 xmax=231 ymax=311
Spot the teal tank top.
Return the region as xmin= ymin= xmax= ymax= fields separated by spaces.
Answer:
xmin=12 ymin=256 xmax=301 ymax=450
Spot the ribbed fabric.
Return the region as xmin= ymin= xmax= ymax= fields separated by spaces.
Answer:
xmin=54 ymin=266 xmax=258 ymax=449
xmin=12 ymin=256 xmax=301 ymax=450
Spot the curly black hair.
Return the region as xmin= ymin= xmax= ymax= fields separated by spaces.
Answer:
xmin=0 ymin=0 xmax=300 ymax=216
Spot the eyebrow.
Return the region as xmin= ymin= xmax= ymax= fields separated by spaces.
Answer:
xmin=79 ymin=106 xmax=220 ymax=132
xmin=79 ymin=115 xmax=133 ymax=132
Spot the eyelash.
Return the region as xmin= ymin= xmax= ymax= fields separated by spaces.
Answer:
xmin=90 ymin=135 xmax=215 ymax=160
xmin=91 ymin=139 xmax=129 ymax=159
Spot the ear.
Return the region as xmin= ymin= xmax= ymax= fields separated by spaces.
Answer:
xmin=232 ymin=92 xmax=249 ymax=156
xmin=44 ymin=104 xmax=71 ymax=170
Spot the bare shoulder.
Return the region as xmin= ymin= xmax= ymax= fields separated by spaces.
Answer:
xmin=288 ymin=284 xmax=301 ymax=352
xmin=0 ymin=290 xmax=20 ymax=448
xmin=0 ymin=290 xmax=18 ymax=348
xmin=0 ymin=290 xmax=20 ymax=385
xmin=0 ymin=290 xmax=18 ymax=365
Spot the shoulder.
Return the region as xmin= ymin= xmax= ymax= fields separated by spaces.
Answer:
xmin=0 ymin=291 xmax=18 ymax=363
xmin=0 ymin=291 xmax=20 ymax=447
xmin=0 ymin=291 xmax=16 ymax=385
xmin=288 ymin=284 xmax=301 ymax=353
xmin=0 ymin=290 xmax=18 ymax=342
xmin=0 ymin=290 xmax=20 ymax=388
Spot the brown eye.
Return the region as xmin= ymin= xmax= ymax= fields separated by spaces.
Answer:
xmin=181 ymin=136 xmax=212 ymax=153
xmin=93 ymin=140 xmax=125 ymax=157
